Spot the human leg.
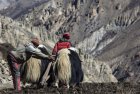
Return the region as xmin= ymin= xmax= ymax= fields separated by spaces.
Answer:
xmin=7 ymin=53 xmax=21 ymax=91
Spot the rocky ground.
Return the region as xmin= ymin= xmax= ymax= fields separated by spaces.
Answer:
xmin=0 ymin=83 xmax=140 ymax=94
xmin=0 ymin=60 xmax=12 ymax=87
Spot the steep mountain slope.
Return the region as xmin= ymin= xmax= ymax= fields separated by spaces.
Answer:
xmin=76 ymin=0 xmax=140 ymax=83
xmin=0 ymin=14 xmax=117 ymax=87
xmin=13 ymin=0 xmax=140 ymax=83
xmin=0 ymin=0 xmax=140 ymax=84
xmin=0 ymin=15 xmax=54 ymax=56
xmin=96 ymin=19 xmax=140 ymax=83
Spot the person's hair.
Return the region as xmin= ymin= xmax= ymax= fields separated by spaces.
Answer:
xmin=31 ymin=37 xmax=39 ymax=46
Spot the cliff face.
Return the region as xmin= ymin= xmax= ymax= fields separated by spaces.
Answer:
xmin=76 ymin=0 xmax=140 ymax=83
xmin=77 ymin=0 xmax=140 ymax=57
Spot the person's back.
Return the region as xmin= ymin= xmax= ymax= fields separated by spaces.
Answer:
xmin=10 ymin=42 xmax=49 ymax=63
xmin=56 ymin=38 xmax=71 ymax=51
xmin=52 ymin=33 xmax=71 ymax=55
xmin=10 ymin=44 xmax=26 ymax=62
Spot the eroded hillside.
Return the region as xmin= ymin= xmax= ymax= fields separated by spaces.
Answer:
xmin=0 ymin=0 xmax=140 ymax=87
xmin=13 ymin=0 xmax=140 ymax=83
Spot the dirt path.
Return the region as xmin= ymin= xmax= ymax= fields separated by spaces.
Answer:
xmin=0 ymin=83 xmax=140 ymax=94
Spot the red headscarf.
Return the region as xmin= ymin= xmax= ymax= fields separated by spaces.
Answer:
xmin=63 ymin=33 xmax=70 ymax=39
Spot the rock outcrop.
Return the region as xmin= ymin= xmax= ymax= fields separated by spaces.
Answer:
xmin=82 ymin=57 xmax=117 ymax=83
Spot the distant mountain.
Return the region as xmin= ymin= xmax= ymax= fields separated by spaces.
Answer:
xmin=0 ymin=0 xmax=49 ymax=19
xmin=0 ymin=0 xmax=16 ymax=10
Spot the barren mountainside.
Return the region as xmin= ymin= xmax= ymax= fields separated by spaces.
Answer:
xmin=0 ymin=15 xmax=117 ymax=89
xmin=12 ymin=0 xmax=140 ymax=83
xmin=0 ymin=0 xmax=140 ymax=90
